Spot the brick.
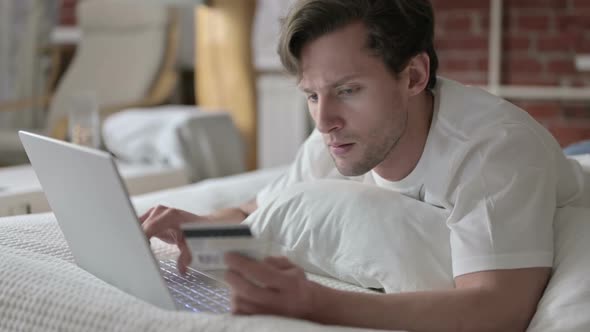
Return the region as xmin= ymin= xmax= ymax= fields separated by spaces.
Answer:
xmin=440 ymin=58 xmax=475 ymax=71
xmin=61 ymin=0 xmax=77 ymax=6
xmin=435 ymin=36 xmax=488 ymax=51
xmin=443 ymin=16 xmax=473 ymax=31
xmin=546 ymin=124 xmax=590 ymax=147
xmin=573 ymin=37 xmax=590 ymax=53
xmin=563 ymin=105 xmax=590 ymax=119
xmin=503 ymin=36 xmax=531 ymax=51
xmin=572 ymin=0 xmax=590 ymax=9
xmin=59 ymin=15 xmax=77 ymax=26
xmin=59 ymin=0 xmax=78 ymax=26
xmin=568 ymin=77 xmax=590 ymax=87
xmin=518 ymin=102 xmax=563 ymax=119
xmin=437 ymin=49 xmax=489 ymax=60
xmin=478 ymin=14 xmax=490 ymax=32
xmin=431 ymin=0 xmax=489 ymax=10
xmin=477 ymin=58 xmax=490 ymax=70
xmin=516 ymin=14 xmax=552 ymax=32
xmin=537 ymin=35 xmax=574 ymax=52
xmin=502 ymin=58 xmax=544 ymax=73
xmin=547 ymin=59 xmax=577 ymax=74
xmin=558 ymin=14 xmax=582 ymax=30
xmin=502 ymin=73 xmax=560 ymax=86
xmin=507 ymin=0 xmax=567 ymax=9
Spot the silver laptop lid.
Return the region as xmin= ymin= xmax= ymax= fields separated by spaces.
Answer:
xmin=19 ymin=131 xmax=177 ymax=310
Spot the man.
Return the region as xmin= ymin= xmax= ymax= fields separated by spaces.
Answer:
xmin=141 ymin=0 xmax=588 ymax=331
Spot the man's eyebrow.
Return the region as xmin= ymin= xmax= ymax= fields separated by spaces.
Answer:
xmin=298 ymin=73 xmax=363 ymax=93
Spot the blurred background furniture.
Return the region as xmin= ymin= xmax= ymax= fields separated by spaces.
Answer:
xmin=102 ymin=106 xmax=246 ymax=183
xmin=0 ymin=0 xmax=58 ymax=166
xmin=195 ymin=0 xmax=258 ymax=170
xmin=0 ymin=163 xmax=189 ymax=217
xmin=0 ymin=0 xmax=180 ymax=166
xmin=0 ymin=162 xmax=189 ymax=217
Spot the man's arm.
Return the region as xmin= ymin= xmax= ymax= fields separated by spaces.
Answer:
xmin=310 ymin=267 xmax=550 ymax=332
xmin=224 ymin=254 xmax=550 ymax=332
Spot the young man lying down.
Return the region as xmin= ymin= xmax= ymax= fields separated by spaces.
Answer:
xmin=141 ymin=1 xmax=588 ymax=331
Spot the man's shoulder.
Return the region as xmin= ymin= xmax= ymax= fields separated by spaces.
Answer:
xmin=434 ymin=77 xmax=543 ymax=143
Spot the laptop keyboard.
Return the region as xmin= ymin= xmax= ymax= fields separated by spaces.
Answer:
xmin=158 ymin=260 xmax=380 ymax=313
xmin=159 ymin=260 xmax=231 ymax=313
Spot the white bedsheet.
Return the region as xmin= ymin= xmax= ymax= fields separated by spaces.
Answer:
xmin=0 ymin=168 xmax=383 ymax=332
xmin=0 ymin=214 xmax=381 ymax=332
xmin=2 ymin=158 xmax=590 ymax=331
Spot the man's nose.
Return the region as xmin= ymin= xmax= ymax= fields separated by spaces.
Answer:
xmin=314 ymin=97 xmax=343 ymax=134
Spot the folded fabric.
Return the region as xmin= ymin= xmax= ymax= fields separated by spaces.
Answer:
xmin=102 ymin=106 xmax=245 ymax=181
xmin=103 ymin=106 xmax=198 ymax=166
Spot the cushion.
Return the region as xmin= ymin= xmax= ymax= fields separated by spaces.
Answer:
xmin=78 ymin=0 xmax=167 ymax=30
xmin=528 ymin=206 xmax=590 ymax=331
xmin=244 ymin=180 xmax=454 ymax=293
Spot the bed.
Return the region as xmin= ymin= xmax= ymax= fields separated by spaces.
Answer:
xmin=1 ymin=158 xmax=590 ymax=331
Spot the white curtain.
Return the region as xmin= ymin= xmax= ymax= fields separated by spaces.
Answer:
xmin=0 ymin=0 xmax=58 ymax=130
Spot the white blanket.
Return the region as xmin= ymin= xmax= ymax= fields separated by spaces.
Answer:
xmin=0 ymin=168 xmax=382 ymax=332
xmin=0 ymin=215 xmax=379 ymax=332
xmin=2 ymin=158 xmax=590 ymax=331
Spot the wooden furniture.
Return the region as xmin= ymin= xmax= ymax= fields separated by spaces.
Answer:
xmin=0 ymin=2 xmax=180 ymax=167
xmin=195 ymin=0 xmax=258 ymax=170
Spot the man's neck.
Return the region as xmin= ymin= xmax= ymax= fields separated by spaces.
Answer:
xmin=373 ymin=90 xmax=434 ymax=182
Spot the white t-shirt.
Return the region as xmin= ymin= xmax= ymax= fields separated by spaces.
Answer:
xmin=257 ymin=77 xmax=587 ymax=277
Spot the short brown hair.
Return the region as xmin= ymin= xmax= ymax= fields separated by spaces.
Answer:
xmin=278 ymin=0 xmax=438 ymax=90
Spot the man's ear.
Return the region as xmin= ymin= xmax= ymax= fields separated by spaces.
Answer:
xmin=407 ymin=52 xmax=430 ymax=97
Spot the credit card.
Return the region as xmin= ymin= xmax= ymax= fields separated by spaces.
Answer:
xmin=181 ymin=223 xmax=269 ymax=270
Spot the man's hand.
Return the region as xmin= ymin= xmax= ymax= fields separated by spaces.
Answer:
xmin=140 ymin=205 xmax=208 ymax=273
xmin=223 ymin=253 xmax=317 ymax=319
xmin=139 ymin=200 xmax=257 ymax=274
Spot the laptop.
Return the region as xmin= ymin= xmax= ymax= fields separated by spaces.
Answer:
xmin=19 ymin=130 xmax=232 ymax=313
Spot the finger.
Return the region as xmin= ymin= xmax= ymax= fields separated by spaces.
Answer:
xmin=176 ymin=236 xmax=192 ymax=275
xmin=143 ymin=205 xmax=169 ymax=225
xmin=232 ymin=296 xmax=263 ymax=316
xmin=263 ymin=256 xmax=295 ymax=270
xmin=143 ymin=208 xmax=178 ymax=239
xmin=224 ymin=253 xmax=288 ymax=289
xmin=142 ymin=207 xmax=166 ymax=235
xmin=138 ymin=207 xmax=154 ymax=224
xmin=224 ymin=269 xmax=277 ymax=306
xmin=155 ymin=230 xmax=177 ymax=244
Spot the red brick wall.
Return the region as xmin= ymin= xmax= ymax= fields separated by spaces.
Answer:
xmin=59 ymin=0 xmax=78 ymax=26
xmin=58 ymin=0 xmax=589 ymax=147
xmin=432 ymin=0 xmax=590 ymax=147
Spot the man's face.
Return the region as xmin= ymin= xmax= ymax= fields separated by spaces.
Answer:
xmin=298 ymin=22 xmax=411 ymax=176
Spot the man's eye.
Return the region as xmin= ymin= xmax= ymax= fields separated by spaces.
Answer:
xmin=307 ymin=94 xmax=318 ymax=103
xmin=338 ymin=87 xmax=358 ymax=96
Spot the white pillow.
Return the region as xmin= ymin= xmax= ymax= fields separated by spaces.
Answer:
xmin=528 ymin=206 xmax=590 ymax=331
xmin=244 ymin=180 xmax=454 ymax=293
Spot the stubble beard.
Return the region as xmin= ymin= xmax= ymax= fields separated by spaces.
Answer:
xmin=331 ymin=111 xmax=409 ymax=177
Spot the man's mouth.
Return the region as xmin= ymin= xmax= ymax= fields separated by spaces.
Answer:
xmin=329 ymin=142 xmax=355 ymax=156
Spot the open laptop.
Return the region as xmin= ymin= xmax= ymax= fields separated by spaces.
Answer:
xmin=19 ymin=130 xmax=231 ymax=313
